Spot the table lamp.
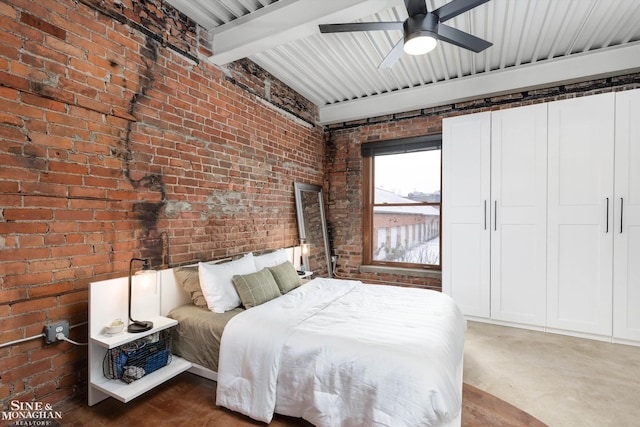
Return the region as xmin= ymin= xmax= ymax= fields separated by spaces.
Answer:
xmin=128 ymin=258 xmax=155 ymax=333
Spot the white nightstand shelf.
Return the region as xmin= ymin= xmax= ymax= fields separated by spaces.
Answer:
xmin=298 ymin=271 xmax=314 ymax=279
xmin=92 ymin=316 xmax=178 ymax=349
xmin=92 ymin=355 xmax=191 ymax=403
xmin=88 ymin=277 xmax=192 ymax=406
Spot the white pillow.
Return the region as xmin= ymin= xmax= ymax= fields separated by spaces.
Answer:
xmin=198 ymin=253 xmax=257 ymax=313
xmin=253 ymin=248 xmax=289 ymax=270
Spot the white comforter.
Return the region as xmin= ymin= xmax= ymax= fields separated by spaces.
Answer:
xmin=216 ymin=278 xmax=466 ymax=426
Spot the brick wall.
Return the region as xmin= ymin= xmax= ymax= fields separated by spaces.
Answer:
xmin=0 ymin=0 xmax=323 ymax=409
xmin=325 ymin=73 xmax=640 ymax=289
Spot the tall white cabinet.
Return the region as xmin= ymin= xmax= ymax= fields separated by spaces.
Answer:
xmin=490 ymin=105 xmax=547 ymax=326
xmin=546 ymin=94 xmax=615 ymax=336
xmin=442 ymin=112 xmax=491 ymax=318
xmin=443 ymin=89 xmax=640 ymax=345
xmin=443 ymin=104 xmax=547 ymax=327
xmin=613 ymin=90 xmax=640 ymax=343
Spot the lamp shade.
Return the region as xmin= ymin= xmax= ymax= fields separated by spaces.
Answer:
xmin=301 ymin=243 xmax=310 ymax=256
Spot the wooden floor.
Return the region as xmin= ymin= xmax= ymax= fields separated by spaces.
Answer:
xmin=58 ymin=372 xmax=546 ymax=426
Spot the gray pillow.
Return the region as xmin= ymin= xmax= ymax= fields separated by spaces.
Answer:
xmin=267 ymin=261 xmax=302 ymax=294
xmin=173 ymin=266 xmax=207 ymax=307
xmin=232 ymin=268 xmax=282 ymax=309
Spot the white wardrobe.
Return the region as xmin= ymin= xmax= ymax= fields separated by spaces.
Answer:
xmin=613 ymin=90 xmax=640 ymax=343
xmin=442 ymin=89 xmax=640 ymax=344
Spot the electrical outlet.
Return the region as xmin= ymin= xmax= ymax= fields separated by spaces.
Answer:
xmin=44 ymin=321 xmax=69 ymax=344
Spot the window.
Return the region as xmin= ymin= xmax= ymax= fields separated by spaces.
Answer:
xmin=362 ymin=135 xmax=441 ymax=269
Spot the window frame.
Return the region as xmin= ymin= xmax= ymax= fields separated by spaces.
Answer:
xmin=362 ymin=134 xmax=442 ymax=270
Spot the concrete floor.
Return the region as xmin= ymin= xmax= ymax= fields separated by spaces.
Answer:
xmin=463 ymin=321 xmax=640 ymax=427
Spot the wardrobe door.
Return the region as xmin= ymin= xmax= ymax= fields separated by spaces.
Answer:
xmin=442 ymin=112 xmax=491 ymax=318
xmin=613 ymin=89 xmax=640 ymax=342
xmin=547 ymin=93 xmax=615 ymax=337
xmin=490 ymin=104 xmax=547 ymax=326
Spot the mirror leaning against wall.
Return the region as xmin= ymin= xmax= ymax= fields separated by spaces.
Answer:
xmin=293 ymin=182 xmax=333 ymax=278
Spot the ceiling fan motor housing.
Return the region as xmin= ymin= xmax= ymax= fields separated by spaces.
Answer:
xmin=404 ymin=13 xmax=438 ymax=45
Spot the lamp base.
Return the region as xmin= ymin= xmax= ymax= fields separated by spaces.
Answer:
xmin=128 ymin=320 xmax=153 ymax=333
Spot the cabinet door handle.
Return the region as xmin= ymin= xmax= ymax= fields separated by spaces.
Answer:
xmin=494 ymin=200 xmax=497 ymax=231
xmin=484 ymin=200 xmax=487 ymax=230
xmin=606 ymin=198 xmax=609 ymax=233
xmin=620 ymin=197 xmax=624 ymax=234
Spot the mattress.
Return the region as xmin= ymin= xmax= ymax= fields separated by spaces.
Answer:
xmin=167 ymin=304 xmax=243 ymax=372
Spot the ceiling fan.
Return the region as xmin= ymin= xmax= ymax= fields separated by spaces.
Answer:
xmin=319 ymin=0 xmax=492 ymax=69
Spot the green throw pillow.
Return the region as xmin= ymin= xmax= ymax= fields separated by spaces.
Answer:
xmin=232 ymin=268 xmax=282 ymax=309
xmin=267 ymin=261 xmax=302 ymax=294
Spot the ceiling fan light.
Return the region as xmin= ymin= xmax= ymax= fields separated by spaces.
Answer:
xmin=404 ymin=34 xmax=437 ymax=55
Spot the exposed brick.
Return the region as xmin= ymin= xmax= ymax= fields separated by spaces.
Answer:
xmin=59 ymin=290 xmax=88 ymax=305
xmin=0 ymin=385 xmax=9 ymax=400
xmin=66 ymin=8 xmax=106 ymax=37
xmin=0 ymin=2 xmax=17 ymax=18
xmin=28 ymin=282 xmax=74 ymax=299
xmin=19 ymin=235 xmax=44 ymax=247
xmin=0 ymin=223 xmax=48 ymax=234
xmin=0 ymin=261 xmax=27 ymax=276
xmin=26 ymin=367 xmax=60 ymax=387
xmin=4 ymin=272 xmax=52 ymax=289
xmin=0 ymin=94 xmax=41 ymax=117
xmin=50 ymin=245 xmax=89 ymax=258
xmin=11 ymin=297 xmax=57 ymax=314
xmin=32 ymin=382 xmax=58 ymax=401
xmin=70 ymin=253 xmax=109 ymax=267
xmin=3 ymin=208 xmax=53 ymax=221
xmin=0 ymin=247 xmax=50 ymax=262
xmin=67 ymin=186 xmax=106 ymax=200
xmin=29 ymin=259 xmax=72 ymax=273
xmin=0 ymin=354 xmax=29 ymax=375
xmin=45 ymin=301 xmax=82 ymax=321
xmin=0 ymin=193 xmax=21 ymax=207
xmin=52 ymin=346 xmax=86 ymax=369
xmin=22 ymin=195 xmax=67 ymax=209
xmin=40 ymin=172 xmax=83 ymax=186
xmin=1 ymin=311 xmax=47 ymax=332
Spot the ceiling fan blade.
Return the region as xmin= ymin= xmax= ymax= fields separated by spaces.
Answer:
xmin=404 ymin=0 xmax=428 ymax=17
xmin=434 ymin=0 xmax=490 ymax=22
xmin=319 ymin=22 xmax=403 ymax=33
xmin=378 ymin=38 xmax=405 ymax=69
xmin=437 ymin=23 xmax=492 ymax=52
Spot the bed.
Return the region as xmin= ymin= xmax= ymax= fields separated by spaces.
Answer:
xmin=159 ymin=249 xmax=466 ymax=427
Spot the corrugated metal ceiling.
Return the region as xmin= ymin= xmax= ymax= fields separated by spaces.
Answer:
xmin=166 ymin=0 xmax=640 ymax=123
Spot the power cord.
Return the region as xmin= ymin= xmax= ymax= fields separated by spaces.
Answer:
xmin=56 ymin=333 xmax=88 ymax=346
